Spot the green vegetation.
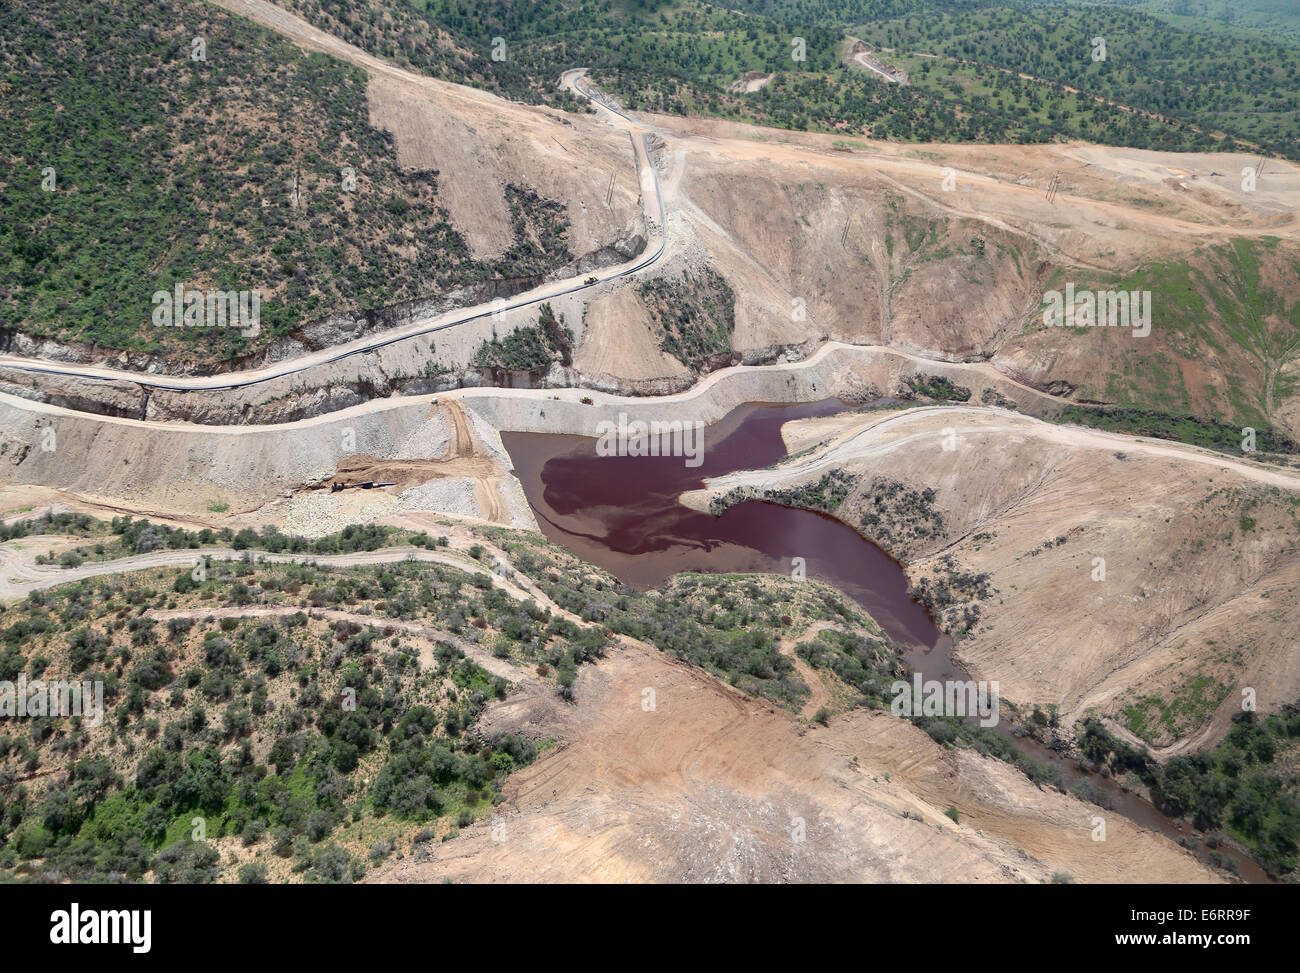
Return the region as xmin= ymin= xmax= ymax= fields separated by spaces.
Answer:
xmin=0 ymin=524 xmax=918 ymax=881
xmin=730 ymin=468 xmax=856 ymax=516
xmin=860 ymin=2 xmax=1300 ymax=158
xmin=42 ymin=517 xmax=447 ymax=567
xmin=709 ymin=471 xmax=993 ymax=636
xmin=501 ymin=536 xmax=913 ymax=709
xmin=473 ymin=304 xmax=574 ymax=371
xmin=1 ymin=0 xmax=571 ymax=366
xmin=913 ymin=713 xmax=1064 ymax=790
xmin=907 ymin=555 xmax=994 ymax=641
xmin=794 ymin=627 xmax=901 ymax=708
xmin=638 ymin=268 xmax=736 ymax=370
xmin=0 ymin=511 xmax=109 ymax=545
xmin=904 ymin=374 xmax=972 ymax=402
xmin=717 ymin=471 xmax=949 ymax=557
xmin=1056 ymin=405 xmax=1300 ymax=458
xmin=1078 ymin=713 xmax=1300 ymax=878
xmin=857 ymin=478 xmax=946 ymax=552
xmin=1053 ymin=0 xmax=1300 ymax=46
xmin=980 ymin=387 xmax=1018 ymax=410
xmin=8 ymin=0 xmax=1299 ymax=378
xmin=1051 ymin=240 xmax=1300 ymax=430
xmin=10 ymin=0 xmax=1298 ymax=396
xmin=7 ymin=510 xmax=1297 ymax=880
xmin=278 ymin=0 xmax=1300 ymax=159
xmin=0 ymin=560 xmax=538 ymax=883
xmin=1121 ymin=672 xmax=1234 ymax=744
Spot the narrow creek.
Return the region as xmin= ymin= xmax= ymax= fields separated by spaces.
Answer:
xmin=501 ymin=398 xmax=1269 ymax=883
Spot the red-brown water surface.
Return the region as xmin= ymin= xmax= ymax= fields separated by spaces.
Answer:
xmin=501 ymin=399 xmax=1268 ymax=882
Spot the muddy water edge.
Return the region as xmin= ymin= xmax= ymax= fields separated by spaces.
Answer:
xmin=501 ymin=399 xmax=1269 ymax=883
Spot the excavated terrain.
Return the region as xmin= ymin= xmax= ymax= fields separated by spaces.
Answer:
xmin=4 ymin=0 xmax=1295 ymax=885
xmin=688 ymin=406 xmax=1300 ymax=756
xmin=372 ymin=630 xmax=1219 ymax=883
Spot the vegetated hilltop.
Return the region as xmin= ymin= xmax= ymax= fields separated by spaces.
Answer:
xmin=278 ymin=0 xmax=1300 ymax=159
xmin=1049 ymin=0 xmax=1300 ymax=46
xmin=856 ymin=1 xmax=1300 ymax=157
xmin=0 ymin=0 xmax=578 ymax=370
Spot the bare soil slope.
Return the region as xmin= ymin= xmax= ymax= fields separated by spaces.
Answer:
xmin=215 ymin=0 xmax=644 ymax=264
xmin=692 ymin=406 xmax=1300 ymax=754
xmin=372 ymin=632 xmax=1218 ymax=883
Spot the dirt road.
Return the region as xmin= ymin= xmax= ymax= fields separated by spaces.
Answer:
xmin=145 ymin=604 xmax=538 ymax=685
xmin=0 ymin=20 xmax=666 ymax=394
xmin=0 ymin=544 xmax=530 ymax=601
xmin=688 ymin=403 xmax=1300 ymax=505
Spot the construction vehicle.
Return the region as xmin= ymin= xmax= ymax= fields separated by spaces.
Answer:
xmin=330 ymin=481 xmax=396 ymax=493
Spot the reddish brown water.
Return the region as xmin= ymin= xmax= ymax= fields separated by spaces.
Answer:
xmin=502 ymin=399 xmax=1269 ymax=883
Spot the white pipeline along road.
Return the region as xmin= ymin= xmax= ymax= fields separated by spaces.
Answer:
xmin=0 ymin=71 xmax=665 ymax=394
xmin=691 ymin=404 xmax=1300 ymax=498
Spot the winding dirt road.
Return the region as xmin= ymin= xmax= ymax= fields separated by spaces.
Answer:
xmin=690 ymin=403 xmax=1300 ymax=503
xmin=0 ymin=44 xmax=665 ymax=392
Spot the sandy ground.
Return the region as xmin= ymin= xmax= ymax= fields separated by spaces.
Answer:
xmin=0 ymin=394 xmax=537 ymax=535
xmin=574 ymin=285 xmax=691 ymax=384
xmin=687 ymin=405 xmax=1300 ymax=754
xmin=371 ymin=631 xmax=1219 ymax=883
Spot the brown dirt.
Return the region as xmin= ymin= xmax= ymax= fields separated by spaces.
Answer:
xmin=370 ymin=633 xmax=1219 ymax=883
xmin=779 ymin=620 xmax=843 ymax=720
xmin=574 ymin=286 xmax=691 ymax=384
xmin=213 ymin=0 xmax=643 ymax=264
xmin=695 ymin=405 xmax=1300 ymax=755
